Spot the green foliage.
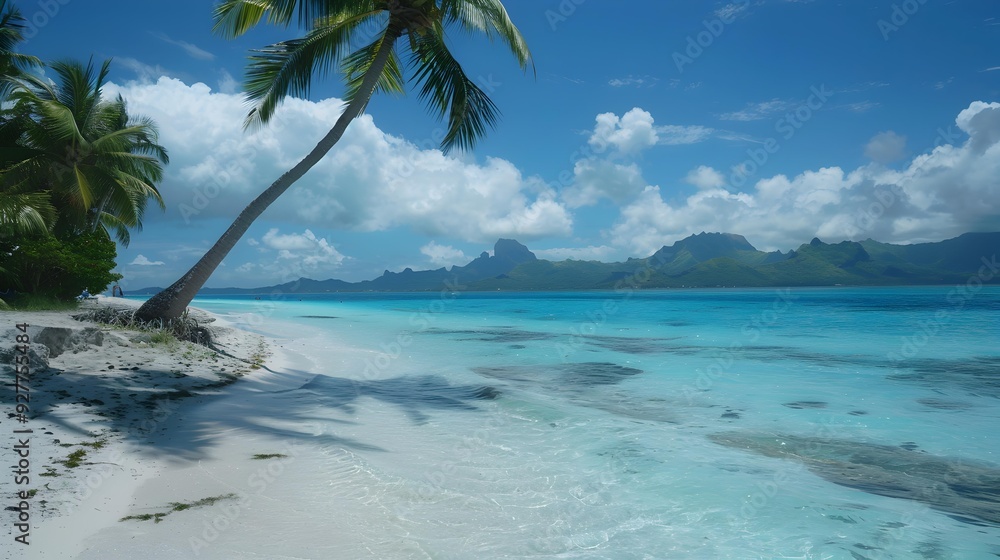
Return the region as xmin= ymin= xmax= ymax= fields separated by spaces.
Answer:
xmin=148 ymin=329 xmax=180 ymax=349
xmin=3 ymin=59 xmax=168 ymax=245
xmin=0 ymin=229 xmax=122 ymax=299
xmin=3 ymin=293 xmax=79 ymax=310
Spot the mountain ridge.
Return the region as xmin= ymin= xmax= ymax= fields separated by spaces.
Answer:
xmin=131 ymin=232 xmax=1000 ymax=294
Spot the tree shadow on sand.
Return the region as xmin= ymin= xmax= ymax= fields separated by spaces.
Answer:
xmin=0 ymin=346 xmax=501 ymax=465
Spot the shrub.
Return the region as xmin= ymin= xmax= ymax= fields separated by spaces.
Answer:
xmin=0 ymin=230 xmax=122 ymax=300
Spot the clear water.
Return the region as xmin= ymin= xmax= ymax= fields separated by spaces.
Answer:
xmin=186 ymin=287 xmax=1000 ymax=558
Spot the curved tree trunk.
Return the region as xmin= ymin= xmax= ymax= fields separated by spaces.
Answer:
xmin=135 ymin=28 xmax=402 ymax=321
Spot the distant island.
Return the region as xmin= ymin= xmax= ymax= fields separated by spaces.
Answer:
xmin=132 ymin=232 xmax=1000 ymax=295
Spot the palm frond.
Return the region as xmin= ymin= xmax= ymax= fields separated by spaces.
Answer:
xmin=213 ymin=0 xmax=379 ymax=38
xmin=0 ymin=191 xmax=54 ymax=237
xmin=342 ymin=30 xmax=404 ymax=108
xmin=243 ymin=10 xmax=379 ymax=128
xmin=96 ymin=210 xmax=130 ymax=246
xmin=440 ymin=0 xmax=533 ymax=73
xmin=0 ymin=0 xmax=40 ymax=74
xmin=409 ymin=26 xmax=499 ymax=152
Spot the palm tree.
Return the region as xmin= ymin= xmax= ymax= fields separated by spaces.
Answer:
xmin=3 ymin=59 xmax=169 ymax=245
xmin=0 ymin=0 xmax=49 ymax=238
xmin=136 ymin=0 xmax=532 ymax=321
xmin=0 ymin=0 xmax=38 ymax=89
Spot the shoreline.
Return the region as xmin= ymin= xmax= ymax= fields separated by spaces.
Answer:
xmin=2 ymin=297 xmax=294 ymax=559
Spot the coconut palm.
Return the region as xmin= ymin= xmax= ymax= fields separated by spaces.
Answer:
xmin=0 ymin=0 xmax=38 ymax=90
xmin=136 ymin=0 xmax=532 ymax=320
xmin=0 ymin=0 xmax=48 ymax=238
xmin=3 ymin=59 xmax=168 ymax=245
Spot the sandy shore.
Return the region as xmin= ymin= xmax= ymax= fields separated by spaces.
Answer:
xmin=1 ymin=297 xmax=319 ymax=559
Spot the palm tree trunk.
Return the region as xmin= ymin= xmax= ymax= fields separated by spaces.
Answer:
xmin=135 ymin=27 xmax=403 ymax=321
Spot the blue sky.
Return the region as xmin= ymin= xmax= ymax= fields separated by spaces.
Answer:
xmin=19 ymin=0 xmax=1000 ymax=288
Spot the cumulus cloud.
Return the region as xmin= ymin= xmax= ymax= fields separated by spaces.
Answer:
xmin=609 ymin=101 xmax=1000 ymax=256
xmin=864 ymin=131 xmax=907 ymax=163
xmin=420 ymin=242 xmax=468 ymax=268
xmin=562 ymin=108 xmax=716 ymax=207
xmin=590 ymin=108 xmax=660 ymax=154
xmin=104 ymin=77 xmax=572 ymax=243
xmin=957 ymin=101 xmax=1000 ymax=153
xmin=129 ymin=255 xmax=165 ymax=266
xmin=562 ymin=159 xmax=646 ymax=207
xmin=684 ymin=165 xmax=727 ymax=190
xmin=238 ymin=228 xmax=346 ymax=280
xmin=588 ymin=108 xmax=713 ymax=152
xmin=217 ymin=69 xmax=239 ymax=94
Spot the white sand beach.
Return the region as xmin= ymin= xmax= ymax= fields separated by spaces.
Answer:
xmin=2 ymin=298 xmax=370 ymax=559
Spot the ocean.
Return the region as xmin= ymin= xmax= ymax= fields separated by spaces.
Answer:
xmin=184 ymin=286 xmax=1000 ymax=558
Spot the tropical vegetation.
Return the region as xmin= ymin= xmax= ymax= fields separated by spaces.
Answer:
xmin=0 ymin=0 xmax=168 ymax=302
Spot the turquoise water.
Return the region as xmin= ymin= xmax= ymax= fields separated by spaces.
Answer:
xmin=185 ymin=287 xmax=1000 ymax=558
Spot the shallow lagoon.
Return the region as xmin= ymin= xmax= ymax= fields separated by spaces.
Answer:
xmin=193 ymin=287 xmax=1000 ymax=558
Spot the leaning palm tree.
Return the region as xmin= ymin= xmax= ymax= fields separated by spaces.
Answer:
xmin=3 ymin=59 xmax=169 ymax=245
xmin=136 ymin=0 xmax=532 ymax=321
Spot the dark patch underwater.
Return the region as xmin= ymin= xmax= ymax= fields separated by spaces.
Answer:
xmin=709 ymin=432 xmax=1000 ymax=528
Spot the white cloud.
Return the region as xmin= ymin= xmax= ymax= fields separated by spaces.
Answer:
xmin=247 ymin=228 xmax=347 ymax=279
xmin=562 ymin=159 xmax=646 ymax=207
xmin=116 ymin=58 xmax=172 ymax=82
xmin=589 ymin=108 xmax=713 ymax=156
xmin=934 ymin=77 xmax=954 ymax=90
xmin=719 ymin=99 xmax=792 ymax=121
xmin=130 ymin=255 xmax=165 ymax=266
xmin=562 ymin=109 xmax=717 ymax=207
xmin=608 ymin=75 xmax=658 ymax=88
xmin=150 ymin=32 xmax=215 ymax=61
xmin=685 ymin=165 xmax=727 ymax=189
xmin=590 ymin=108 xmax=660 ymax=154
xmin=843 ymin=101 xmax=880 ymax=113
xmin=104 ymin=77 xmax=572 ymax=243
xmin=217 ymin=69 xmax=239 ymax=95
xmin=609 ymin=101 xmax=1000 ymax=255
xmin=714 ymin=2 xmax=750 ymax=20
xmin=659 ymin=125 xmax=714 ymax=145
xmin=420 ymin=242 xmax=468 ymax=268
xmin=957 ymin=101 xmax=1000 ymax=153
xmin=865 ymin=131 xmax=907 ymax=164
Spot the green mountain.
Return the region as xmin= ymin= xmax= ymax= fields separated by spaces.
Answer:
xmin=471 ymin=232 xmax=998 ymax=290
xmin=131 ymin=232 xmax=1000 ymax=295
